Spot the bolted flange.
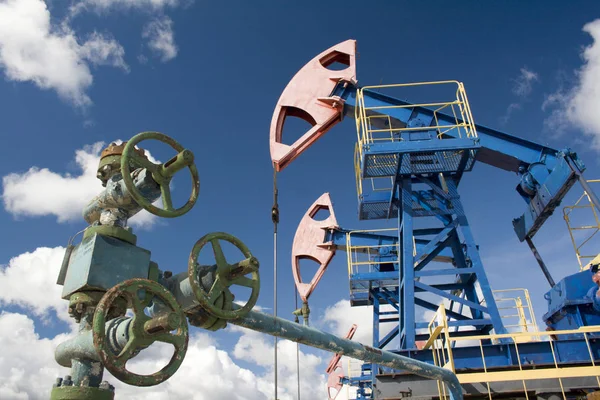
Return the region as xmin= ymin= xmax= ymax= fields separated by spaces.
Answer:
xmin=50 ymin=385 xmax=114 ymax=400
xmin=97 ymin=142 xmax=148 ymax=187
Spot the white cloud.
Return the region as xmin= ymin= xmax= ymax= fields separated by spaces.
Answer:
xmin=0 ymin=247 xmax=70 ymax=324
xmin=320 ymin=299 xmax=374 ymax=346
xmin=142 ymin=16 xmax=178 ymax=62
xmin=2 ymin=141 xmax=157 ymax=228
xmin=0 ymin=0 xmax=128 ymax=107
xmin=543 ymin=19 xmax=600 ymax=148
xmin=500 ymin=102 xmax=521 ymax=125
xmin=232 ymin=328 xmax=329 ymax=400
xmin=0 ymin=245 xmax=337 ymax=400
xmin=80 ymin=32 xmax=129 ymax=71
xmin=0 ymin=309 xmax=268 ymax=400
xmin=0 ymin=312 xmax=71 ymax=399
xmin=512 ymin=67 xmax=539 ymax=98
xmin=500 ymin=67 xmax=538 ymax=124
xmin=72 ymin=0 xmax=180 ymax=14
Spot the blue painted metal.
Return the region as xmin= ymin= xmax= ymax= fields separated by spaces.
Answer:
xmin=361 ymin=175 xmax=507 ymax=349
xmin=61 ymin=233 xmax=151 ymax=299
xmin=544 ymin=270 xmax=600 ymax=336
xmin=332 ymin=82 xmax=590 ymax=243
xmin=304 ymin=80 xmax=600 ymax=398
xmin=392 ymin=336 xmax=600 ymax=371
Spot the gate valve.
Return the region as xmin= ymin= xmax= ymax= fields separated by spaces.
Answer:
xmin=188 ymin=232 xmax=260 ymax=320
xmin=93 ymin=278 xmax=189 ymax=387
xmin=121 ymin=131 xmax=200 ymax=218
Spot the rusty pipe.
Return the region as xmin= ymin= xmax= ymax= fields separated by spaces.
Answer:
xmin=231 ymin=308 xmax=463 ymax=400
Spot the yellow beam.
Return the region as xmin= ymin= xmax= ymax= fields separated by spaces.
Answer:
xmin=457 ymin=366 xmax=600 ymax=384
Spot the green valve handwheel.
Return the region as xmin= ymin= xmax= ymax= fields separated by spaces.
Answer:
xmin=93 ymin=278 xmax=189 ymax=387
xmin=121 ymin=131 xmax=200 ymax=218
xmin=188 ymin=232 xmax=260 ymax=320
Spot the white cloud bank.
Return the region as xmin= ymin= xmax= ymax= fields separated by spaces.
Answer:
xmin=0 ymin=245 xmax=361 ymax=400
xmin=543 ymin=19 xmax=600 ymax=148
xmin=143 ymin=16 xmax=178 ymax=62
xmin=1 ymin=141 xmax=157 ymax=228
xmin=0 ymin=247 xmax=69 ymax=324
xmin=0 ymin=0 xmax=128 ymax=107
xmin=71 ymin=0 xmax=180 ymax=14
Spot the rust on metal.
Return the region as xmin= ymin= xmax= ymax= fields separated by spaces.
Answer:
xmin=364 ymin=345 xmax=382 ymax=355
xmin=93 ymin=278 xmax=189 ymax=387
xmin=100 ymin=141 xmax=146 ymax=160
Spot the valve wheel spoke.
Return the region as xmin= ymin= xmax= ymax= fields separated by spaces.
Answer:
xmin=124 ymin=284 xmax=154 ymax=316
xmin=161 ymin=184 xmax=174 ymax=211
xmin=116 ymin=339 xmax=139 ymax=365
xmin=93 ymin=278 xmax=188 ymax=387
xmin=211 ymin=239 xmax=228 ymax=270
xmin=188 ymin=232 xmax=260 ymax=321
xmin=130 ymin=152 xmax=158 ymax=172
xmin=207 ymin=276 xmax=225 ymax=305
xmin=120 ymin=131 xmax=200 ymax=218
xmin=155 ymin=331 xmax=186 ymax=347
xmin=231 ymin=275 xmax=256 ymax=288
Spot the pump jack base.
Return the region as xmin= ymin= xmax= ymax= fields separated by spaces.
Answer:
xmin=50 ymin=385 xmax=114 ymax=400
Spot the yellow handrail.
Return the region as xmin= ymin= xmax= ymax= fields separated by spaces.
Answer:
xmin=563 ymin=179 xmax=600 ymax=271
xmin=425 ymin=303 xmax=600 ymax=399
xmin=354 ymin=81 xmax=478 ymax=204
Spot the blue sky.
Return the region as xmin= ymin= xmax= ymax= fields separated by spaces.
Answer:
xmin=2 ymin=1 xmax=600 ymax=399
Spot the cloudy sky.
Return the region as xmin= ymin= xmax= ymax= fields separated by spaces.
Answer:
xmin=1 ymin=1 xmax=600 ymax=399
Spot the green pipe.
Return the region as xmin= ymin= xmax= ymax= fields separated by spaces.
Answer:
xmin=232 ymin=309 xmax=463 ymax=400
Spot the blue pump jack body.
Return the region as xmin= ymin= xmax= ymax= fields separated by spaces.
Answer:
xmin=310 ymin=81 xmax=600 ymax=396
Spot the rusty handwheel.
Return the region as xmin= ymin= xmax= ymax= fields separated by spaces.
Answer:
xmin=188 ymin=232 xmax=260 ymax=320
xmin=93 ymin=278 xmax=188 ymax=387
xmin=121 ymin=131 xmax=200 ymax=218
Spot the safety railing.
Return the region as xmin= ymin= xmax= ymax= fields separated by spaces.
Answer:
xmin=563 ymin=179 xmax=600 ymax=271
xmin=354 ymin=143 xmax=394 ymax=202
xmin=345 ymin=228 xmax=416 ymax=277
xmin=354 ymin=80 xmax=478 ymax=203
xmin=424 ymin=304 xmax=600 ymax=400
xmin=492 ymin=288 xmax=539 ymax=341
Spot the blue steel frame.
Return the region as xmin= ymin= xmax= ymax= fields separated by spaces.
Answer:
xmin=318 ymin=81 xmax=600 ymax=395
xmin=325 ymin=173 xmax=509 ymax=389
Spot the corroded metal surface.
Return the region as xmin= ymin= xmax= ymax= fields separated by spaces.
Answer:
xmin=50 ymin=384 xmax=114 ymax=400
xmin=93 ymin=278 xmax=189 ymax=387
xmin=83 ymin=168 xmax=161 ymax=226
xmin=121 ymin=131 xmax=200 ymax=218
xmin=97 ymin=141 xmax=148 ymax=187
xmin=292 ymin=193 xmax=338 ymax=302
xmin=232 ymin=309 xmax=464 ymax=400
xmin=188 ymin=232 xmax=260 ymax=321
xmin=100 ymin=141 xmax=145 ymax=160
xmin=270 ymin=40 xmax=357 ymax=171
